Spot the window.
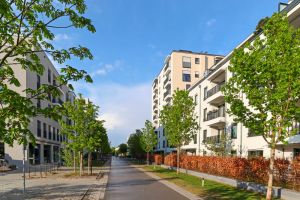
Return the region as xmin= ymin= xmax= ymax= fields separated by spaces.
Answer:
xmin=37 ymin=99 xmax=41 ymax=108
xmin=43 ymin=123 xmax=47 ymax=138
xmin=231 ymin=123 xmax=237 ymax=139
xmin=195 ymin=57 xmax=200 ymax=64
xmin=66 ymin=93 xmax=69 ymax=102
xmin=57 ymin=129 xmax=59 ymax=142
xmin=193 ymin=134 xmax=197 ymax=144
xmin=53 ymin=127 xmax=56 ymax=141
xmin=204 ymin=87 xmax=207 ymax=99
xmin=203 ymin=108 xmax=207 ymax=121
xmin=163 ymin=129 xmax=165 ymax=136
xmin=182 ymin=70 xmax=191 ymax=82
xmin=0 ymin=142 xmax=4 ymax=159
xmin=195 ymin=71 xmax=199 ymax=78
xmin=48 ymin=125 xmax=52 ymax=140
xmin=37 ymin=75 xmax=41 ymax=89
xmin=186 ymin=84 xmax=191 ymax=90
xmin=182 ymin=56 xmax=191 ymax=68
xmin=205 ymin=56 xmax=208 ymax=70
xmin=163 ymin=140 xmax=165 ymax=148
xmin=194 ymin=94 xmax=198 ymax=105
xmin=203 ymin=130 xmax=207 ymax=143
xmin=294 ymin=148 xmax=300 ymax=158
xmin=53 ymin=75 xmax=56 ymax=86
xmin=48 ymin=69 xmax=51 ymax=83
xmin=248 ymin=150 xmax=263 ymax=158
xmin=37 ymin=120 xmax=41 ymax=137
xmin=231 ymin=150 xmax=237 ymax=156
xmin=159 ymin=132 xmax=160 ymax=138
xmin=248 ymin=128 xmax=263 ymax=137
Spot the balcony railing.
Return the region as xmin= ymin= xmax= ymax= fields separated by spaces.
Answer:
xmin=205 ymin=106 xmax=225 ymax=121
xmin=205 ymin=82 xmax=225 ymax=100
xmin=163 ymin=77 xmax=171 ymax=86
xmin=164 ymin=90 xmax=171 ymax=99
xmin=203 ymin=135 xmax=220 ymax=144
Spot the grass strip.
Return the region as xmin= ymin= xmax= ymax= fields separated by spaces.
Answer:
xmin=143 ymin=165 xmax=271 ymax=200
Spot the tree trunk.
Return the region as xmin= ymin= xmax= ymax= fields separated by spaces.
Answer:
xmin=88 ymin=152 xmax=92 ymax=175
xmin=79 ymin=151 xmax=83 ymax=176
xmin=147 ymin=152 xmax=149 ymax=165
xmin=266 ymin=146 xmax=276 ymax=200
xmin=73 ymin=151 xmax=76 ymax=173
xmin=177 ymin=147 xmax=180 ymax=174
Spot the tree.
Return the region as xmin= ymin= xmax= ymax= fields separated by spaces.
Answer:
xmin=127 ymin=130 xmax=145 ymax=159
xmin=0 ymin=0 xmax=95 ymax=146
xmin=60 ymin=95 xmax=98 ymax=176
xmin=160 ymin=90 xmax=198 ymax=173
xmin=222 ymin=13 xmax=300 ymax=200
xmin=141 ymin=120 xmax=157 ymax=165
xmin=204 ymin=133 xmax=233 ymax=156
xmin=118 ymin=143 xmax=127 ymax=156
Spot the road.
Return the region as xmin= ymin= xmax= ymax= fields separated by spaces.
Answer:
xmin=104 ymin=158 xmax=189 ymax=200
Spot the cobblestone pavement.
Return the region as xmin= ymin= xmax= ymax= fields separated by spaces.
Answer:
xmin=0 ymin=163 xmax=110 ymax=200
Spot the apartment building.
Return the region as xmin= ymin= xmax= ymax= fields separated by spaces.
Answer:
xmin=0 ymin=50 xmax=75 ymax=169
xmin=152 ymin=50 xmax=224 ymax=153
xmin=182 ymin=0 xmax=300 ymax=159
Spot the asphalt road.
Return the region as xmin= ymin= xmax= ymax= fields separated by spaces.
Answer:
xmin=104 ymin=158 xmax=189 ymax=200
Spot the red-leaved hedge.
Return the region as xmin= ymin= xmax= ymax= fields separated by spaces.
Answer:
xmin=164 ymin=154 xmax=291 ymax=186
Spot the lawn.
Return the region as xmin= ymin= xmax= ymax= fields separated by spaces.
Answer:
xmin=143 ymin=166 xmax=269 ymax=200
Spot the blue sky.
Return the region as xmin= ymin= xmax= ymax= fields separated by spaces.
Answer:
xmin=51 ymin=0 xmax=282 ymax=146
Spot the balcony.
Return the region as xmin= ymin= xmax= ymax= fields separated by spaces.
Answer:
xmin=203 ymin=135 xmax=220 ymax=144
xmin=208 ymin=69 xmax=225 ymax=83
xmin=163 ymin=76 xmax=171 ymax=86
xmin=164 ymin=89 xmax=171 ymax=100
xmin=205 ymin=82 xmax=225 ymax=106
xmin=204 ymin=106 xmax=226 ymax=128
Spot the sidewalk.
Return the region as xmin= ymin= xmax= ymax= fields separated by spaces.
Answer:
xmin=0 ymin=161 xmax=111 ymax=200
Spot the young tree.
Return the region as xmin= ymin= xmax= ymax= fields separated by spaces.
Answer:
xmin=0 ymin=0 xmax=95 ymax=146
xmin=222 ymin=13 xmax=300 ymax=200
xmin=141 ymin=120 xmax=157 ymax=165
xmin=118 ymin=143 xmax=128 ymax=156
xmin=86 ymin=119 xmax=107 ymax=175
xmin=160 ymin=90 xmax=198 ymax=173
xmin=127 ymin=130 xmax=145 ymax=160
xmin=60 ymin=95 xmax=97 ymax=176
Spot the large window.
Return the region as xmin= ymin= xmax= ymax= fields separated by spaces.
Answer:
xmin=203 ymin=130 xmax=207 ymax=143
xmin=43 ymin=123 xmax=47 ymax=138
xmin=204 ymin=87 xmax=207 ymax=99
xmin=53 ymin=127 xmax=56 ymax=141
xmin=294 ymin=148 xmax=300 ymax=158
xmin=37 ymin=75 xmax=41 ymax=89
xmin=182 ymin=56 xmax=191 ymax=68
xmin=48 ymin=69 xmax=51 ymax=83
xmin=48 ymin=125 xmax=52 ymax=140
xmin=37 ymin=120 xmax=41 ymax=137
xmin=194 ymin=94 xmax=198 ymax=105
xmin=248 ymin=150 xmax=263 ymax=158
xmin=203 ymin=108 xmax=207 ymax=121
xmin=193 ymin=134 xmax=197 ymax=144
xmin=0 ymin=142 xmax=4 ymax=159
xmin=231 ymin=123 xmax=237 ymax=139
xmin=182 ymin=70 xmax=191 ymax=82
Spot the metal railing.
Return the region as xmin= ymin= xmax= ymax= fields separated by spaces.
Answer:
xmin=205 ymin=106 xmax=225 ymax=121
xmin=205 ymin=82 xmax=225 ymax=100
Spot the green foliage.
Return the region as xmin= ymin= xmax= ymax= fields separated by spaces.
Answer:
xmin=222 ymin=13 xmax=300 ymax=146
xmin=0 ymin=0 xmax=95 ymax=146
xmin=160 ymin=90 xmax=198 ymax=148
xmin=141 ymin=120 xmax=157 ymax=153
xmin=62 ymin=148 xmax=78 ymax=167
xmin=127 ymin=130 xmax=145 ymax=158
xmin=204 ymin=134 xmax=234 ymax=156
xmin=118 ymin=143 xmax=128 ymax=155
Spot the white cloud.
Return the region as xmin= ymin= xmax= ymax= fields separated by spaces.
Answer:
xmin=206 ymin=18 xmax=217 ymax=27
xmin=75 ymin=82 xmax=152 ymax=146
xmin=91 ymin=60 xmax=123 ymax=77
xmin=54 ymin=33 xmax=72 ymax=42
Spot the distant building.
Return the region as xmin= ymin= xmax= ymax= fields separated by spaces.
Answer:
xmin=152 ymin=50 xmax=224 ymax=154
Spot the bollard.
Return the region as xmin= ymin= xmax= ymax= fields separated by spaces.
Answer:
xmin=201 ymin=178 xmax=205 ymax=187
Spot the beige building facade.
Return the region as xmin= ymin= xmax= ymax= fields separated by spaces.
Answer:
xmin=181 ymin=0 xmax=300 ymax=159
xmin=1 ymin=51 xmax=75 ymax=169
xmin=152 ymin=50 xmax=224 ymax=153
